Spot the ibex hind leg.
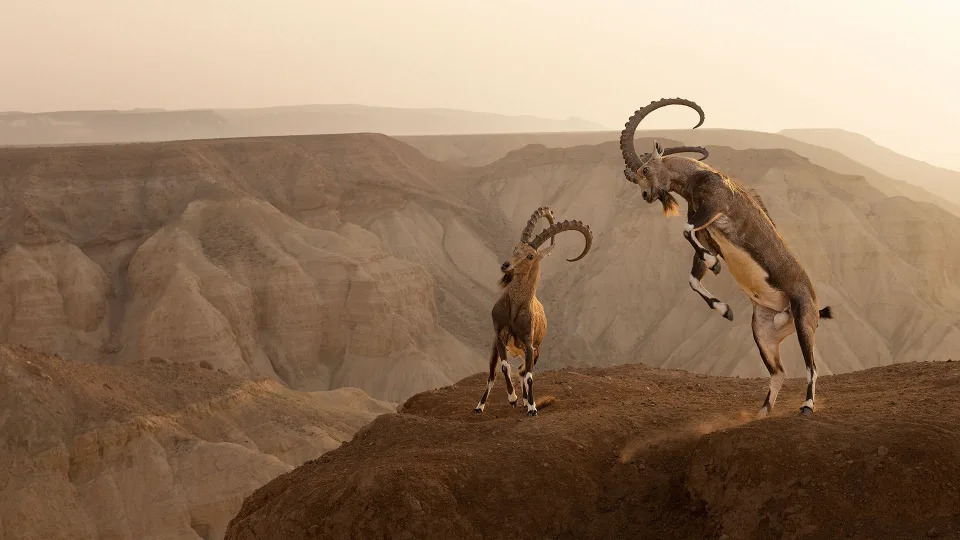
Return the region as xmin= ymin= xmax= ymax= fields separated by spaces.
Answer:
xmin=688 ymin=254 xmax=733 ymax=321
xmin=752 ymin=303 xmax=793 ymax=418
xmin=474 ymin=339 xmax=502 ymax=413
xmin=684 ymin=226 xmax=721 ymax=274
xmin=792 ymin=298 xmax=820 ymax=415
xmin=521 ymin=342 xmax=538 ymax=416
xmin=501 ymin=356 xmax=518 ymax=407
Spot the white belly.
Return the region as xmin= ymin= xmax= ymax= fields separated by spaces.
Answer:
xmin=710 ymin=231 xmax=790 ymax=311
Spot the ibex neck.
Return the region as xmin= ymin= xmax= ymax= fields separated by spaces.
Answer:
xmin=509 ymin=262 xmax=541 ymax=302
xmin=663 ymin=156 xmax=715 ymax=201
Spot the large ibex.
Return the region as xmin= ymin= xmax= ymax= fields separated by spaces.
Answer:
xmin=620 ymin=98 xmax=833 ymax=417
xmin=475 ymin=207 xmax=592 ymax=416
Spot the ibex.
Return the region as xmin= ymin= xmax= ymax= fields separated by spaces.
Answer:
xmin=474 ymin=207 xmax=592 ymax=416
xmin=620 ymin=98 xmax=833 ymax=417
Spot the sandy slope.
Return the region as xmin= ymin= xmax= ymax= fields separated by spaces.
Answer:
xmin=0 ymin=135 xmax=480 ymax=402
xmin=0 ymin=345 xmax=393 ymax=540
xmin=226 ymin=360 xmax=960 ymax=540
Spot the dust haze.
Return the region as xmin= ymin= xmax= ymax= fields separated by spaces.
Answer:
xmin=3 ymin=1 xmax=960 ymax=176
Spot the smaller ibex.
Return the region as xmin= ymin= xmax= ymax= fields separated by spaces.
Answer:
xmin=475 ymin=207 xmax=592 ymax=416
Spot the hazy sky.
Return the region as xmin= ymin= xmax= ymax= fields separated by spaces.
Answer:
xmin=3 ymin=1 xmax=960 ymax=169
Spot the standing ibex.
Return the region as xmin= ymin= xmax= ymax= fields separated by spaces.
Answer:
xmin=620 ymin=98 xmax=833 ymax=417
xmin=474 ymin=207 xmax=592 ymax=416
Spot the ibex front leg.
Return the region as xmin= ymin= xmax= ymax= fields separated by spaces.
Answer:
xmin=688 ymin=253 xmax=733 ymax=321
xmin=518 ymin=340 xmax=538 ymax=416
xmin=683 ymin=221 xmax=722 ymax=275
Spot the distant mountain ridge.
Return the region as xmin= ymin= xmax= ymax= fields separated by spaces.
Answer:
xmin=781 ymin=128 xmax=960 ymax=208
xmin=403 ymin=128 xmax=960 ymax=217
xmin=0 ymin=104 xmax=603 ymax=147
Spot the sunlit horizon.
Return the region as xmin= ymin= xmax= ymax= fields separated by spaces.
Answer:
xmin=4 ymin=1 xmax=959 ymax=170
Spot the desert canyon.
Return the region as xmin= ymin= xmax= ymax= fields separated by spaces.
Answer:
xmin=1 ymin=107 xmax=959 ymax=539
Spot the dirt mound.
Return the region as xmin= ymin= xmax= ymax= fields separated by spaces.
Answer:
xmin=0 ymin=345 xmax=394 ymax=540
xmin=226 ymin=360 xmax=960 ymax=540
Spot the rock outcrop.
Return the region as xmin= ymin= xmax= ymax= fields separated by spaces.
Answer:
xmin=225 ymin=361 xmax=960 ymax=540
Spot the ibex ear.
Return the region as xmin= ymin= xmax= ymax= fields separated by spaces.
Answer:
xmin=653 ymin=141 xmax=664 ymax=157
xmin=537 ymin=245 xmax=555 ymax=258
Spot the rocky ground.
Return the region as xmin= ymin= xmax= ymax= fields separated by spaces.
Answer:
xmin=227 ymin=359 xmax=960 ymax=540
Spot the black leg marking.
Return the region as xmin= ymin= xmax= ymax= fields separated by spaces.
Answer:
xmin=684 ymin=228 xmax=720 ymax=273
xmin=792 ymin=300 xmax=820 ymax=414
xmin=476 ymin=388 xmax=490 ymax=412
xmin=689 ymin=254 xmax=732 ymax=321
xmin=501 ymin=360 xmax=518 ymax=406
xmin=475 ymin=338 xmax=502 ymax=413
xmin=526 ymin=375 xmax=536 ymax=416
xmin=523 ymin=342 xmax=537 ymax=416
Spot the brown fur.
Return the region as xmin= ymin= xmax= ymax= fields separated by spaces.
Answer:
xmin=476 ymin=211 xmax=592 ymax=416
xmin=493 ymin=242 xmax=549 ymax=371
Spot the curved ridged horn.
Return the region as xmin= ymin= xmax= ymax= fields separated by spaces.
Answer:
xmin=529 ymin=220 xmax=592 ymax=262
xmin=662 ymin=145 xmax=709 ymax=161
xmin=520 ymin=206 xmax=556 ymax=245
xmin=620 ymin=98 xmax=706 ymax=171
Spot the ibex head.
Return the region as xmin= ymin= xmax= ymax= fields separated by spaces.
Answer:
xmin=499 ymin=207 xmax=592 ymax=287
xmin=620 ymin=98 xmax=710 ymax=216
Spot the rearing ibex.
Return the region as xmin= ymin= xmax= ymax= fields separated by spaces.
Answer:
xmin=620 ymin=98 xmax=833 ymax=417
xmin=474 ymin=207 xmax=592 ymax=416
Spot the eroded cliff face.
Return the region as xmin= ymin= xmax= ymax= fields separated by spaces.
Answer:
xmin=0 ymin=345 xmax=394 ymax=540
xmin=0 ymin=135 xmax=481 ymax=403
xmin=0 ymin=243 xmax=111 ymax=363
xmin=118 ymin=197 xmax=474 ymax=401
xmin=2 ymin=132 xmax=960 ymax=394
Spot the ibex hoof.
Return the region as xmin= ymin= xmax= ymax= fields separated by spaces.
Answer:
xmin=527 ymin=409 xmax=538 ymax=417
xmin=710 ymin=260 xmax=721 ymax=274
xmin=474 ymin=407 xmax=483 ymax=414
xmin=799 ymin=406 xmax=814 ymax=416
xmin=723 ymin=306 xmax=734 ymax=321
xmin=510 ymin=400 xmax=518 ymax=407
